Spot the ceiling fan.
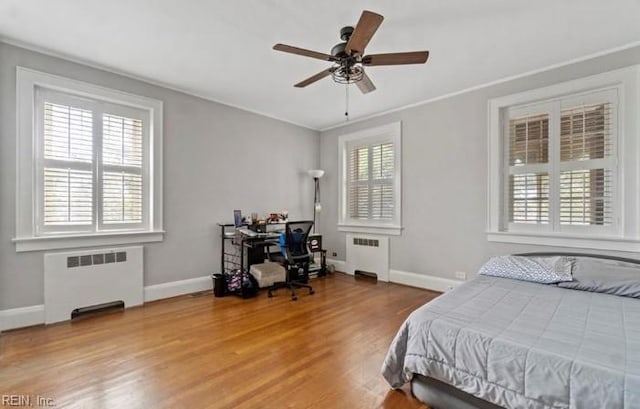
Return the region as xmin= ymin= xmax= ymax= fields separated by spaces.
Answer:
xmin=273 ymin=10 xmax=429 ymax=94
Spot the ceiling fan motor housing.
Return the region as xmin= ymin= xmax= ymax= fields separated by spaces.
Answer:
xmin=331 ymin=42 xmax=348 ymax=58
xmin=332 ymin=27 xmax=356 ymax=58
xmin=340 ymin=26 xmax=354 ymax=41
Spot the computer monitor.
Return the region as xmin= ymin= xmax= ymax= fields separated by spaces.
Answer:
xmin=233 ymin=210 xmax=243 ymax=227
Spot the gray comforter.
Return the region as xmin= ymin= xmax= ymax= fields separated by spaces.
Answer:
xmin=382 ymin=275 xmax=640 ymax=409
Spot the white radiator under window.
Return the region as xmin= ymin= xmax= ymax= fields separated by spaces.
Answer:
xmin=345 ymin=234 xmax=389 ymax=281
xmin=44 ymin=246 xmax=144 ymax=324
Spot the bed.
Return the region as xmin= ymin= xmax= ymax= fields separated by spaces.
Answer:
xmin=381 ymin=253 xmax=640 ymax=409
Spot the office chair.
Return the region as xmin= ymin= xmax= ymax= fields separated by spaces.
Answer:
xmin=267 ymin=220 xmax=315 ymax=301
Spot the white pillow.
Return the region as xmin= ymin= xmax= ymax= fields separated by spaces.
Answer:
xmin=479 ymin=255 xmax=573 ymax=284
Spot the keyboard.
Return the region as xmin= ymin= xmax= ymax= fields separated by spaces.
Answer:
xmin=237 ymin=227 xmax=257 ymax=237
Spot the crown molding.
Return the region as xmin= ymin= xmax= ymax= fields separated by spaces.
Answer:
xmin=319 ymin=40 xmax=640 ymax=132
xmin=3 ymin=36 xmax=640 ymax=134
xmin=0 ymin=36 xmax=318 ymax=132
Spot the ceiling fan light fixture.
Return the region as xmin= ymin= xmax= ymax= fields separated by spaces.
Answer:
xmin=331 ymin=62 xmax=364 ymax=84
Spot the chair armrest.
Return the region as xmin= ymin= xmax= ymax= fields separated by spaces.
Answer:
xmin=287 ymin=253 xmax=313 ymax=263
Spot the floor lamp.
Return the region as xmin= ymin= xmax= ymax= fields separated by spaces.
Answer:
xmin=308 ymin=169 xmax=324 ymax=233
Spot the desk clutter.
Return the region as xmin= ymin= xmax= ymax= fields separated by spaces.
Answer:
xmin=215 ymin=211 xmax=327 ymax=301
xmin=234 ymin=208 xmax=289 ymax=231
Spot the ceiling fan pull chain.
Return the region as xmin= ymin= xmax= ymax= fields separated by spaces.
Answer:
xmin=345 ymin=83 xmax=350 ymax=121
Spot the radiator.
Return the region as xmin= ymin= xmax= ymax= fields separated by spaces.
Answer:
xmin=44 ymin=246 xmax=144 ymax=324
xmin=345 ymin=234 xmax=389 ymax=282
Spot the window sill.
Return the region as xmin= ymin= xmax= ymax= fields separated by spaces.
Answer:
xmin=487 ymin=231 xmax=640 ymax=253
xmin=338 ymin=223 xmax=403 ymax=236
xmin=13 ymin=230 xmax=165 ymax=252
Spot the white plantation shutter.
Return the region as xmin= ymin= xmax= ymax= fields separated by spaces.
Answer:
xmin=103 ymin=172 xmax=143 ymax=223
xmin=42 ymin=101 xmax=94 ymax=229
xmin=43 ymin=102 xmax=93 ymax=162
xmin=348 ymin=142 xmax=395 ymax=220
xmin=508 ymin=113 xmax=550 ymax=224
xmin=504 ymin=89 xmax=618 ymax=234
xmin=348 ymin=146 xmax=369 ymax=219
xmin=509 ymin=173 xmax=549 ymax=224
xmin=371 ymin=143 xmax=394 ymax=219
xmin=559 ymin=103 xmax=614 ymax=226
xmin=35 ymin=89 xmax=149 ymax=235
xmin=102 ymin=114 xmax=144 ymax=224
xmin=103 ymin=114 xmax=143 ymax=167
xmin=43 ymin=168 xmax=93 ymax=226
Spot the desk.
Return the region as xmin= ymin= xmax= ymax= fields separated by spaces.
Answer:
xmin=217 ymin=223 xmax=326 ymax=277
xmin=217 ymin=223 xmax=282 ymax=276
xmin=238 ymin=231 xmax=281 ymax=274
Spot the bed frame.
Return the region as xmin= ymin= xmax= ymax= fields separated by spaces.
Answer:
xmin=410 ymin=252 xmax=640 ymax=409
xmin=411 ymin=375 xmax=503 ymax=409
xmin=515 ymin=252 xmax=640 ymax=265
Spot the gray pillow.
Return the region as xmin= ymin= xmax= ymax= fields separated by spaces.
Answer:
xmin=479 ymin=255 xmax=573 ymax=284
xmin=557 ymin=258 xmax=640 ymax=299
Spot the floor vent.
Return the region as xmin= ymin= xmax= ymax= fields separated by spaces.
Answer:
xmin=354 ymin=270 xmax=378 ymax=281
xmin=71 ymin=301 xmax=124 ymax=320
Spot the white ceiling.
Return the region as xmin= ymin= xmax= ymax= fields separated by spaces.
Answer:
xmin=1 ymin=0 xmax=640 ymax=130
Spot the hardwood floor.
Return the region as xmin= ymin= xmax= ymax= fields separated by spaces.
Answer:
xmin=0 ymin=273 xmax=438 ymax=409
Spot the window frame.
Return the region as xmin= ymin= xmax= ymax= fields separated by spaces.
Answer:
xmin=487 ymin=65 xmax=640 ymax=252
xmin=338 ymin=121 xmax=402 ymax=236
xmin=14 ymin=67 xmax=164 ymax=252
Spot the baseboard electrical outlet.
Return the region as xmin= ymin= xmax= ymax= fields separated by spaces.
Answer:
xmin=455 ymin=271 xmax=467 ymax=281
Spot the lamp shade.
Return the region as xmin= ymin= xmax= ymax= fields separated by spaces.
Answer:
xmin=308 ymin=169 xmax=325 ymax=179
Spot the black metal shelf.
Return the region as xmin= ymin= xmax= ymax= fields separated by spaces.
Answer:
xmin=217 ymin=223 xmax=241 ymax=275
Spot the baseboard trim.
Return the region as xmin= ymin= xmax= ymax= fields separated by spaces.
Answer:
xmin=0 ymin=275 xmax=213 ymax=332
xmin=389 ymin=269 xmax=463 ymax=292
xmin=327 ymin=259 xmax=464 ymax=292
xmin=0 ymin=271 xmax=460 ymax=331
xmin=326 ymin=258 xmax=348 ymax=274
xmin=0 ymin=304 xmax=45 ymax=331
xmin=143 ymin=275 xmax=212 ymax=302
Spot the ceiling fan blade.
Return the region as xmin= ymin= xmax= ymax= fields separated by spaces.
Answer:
xmin=363 ymin=51 xmax=429 ymax=66
xmin=294 ymin=68 xmax=334 ymax=88
xmin=345 ymin=10 xmax=384 ymax=55
xmin=273 ymin=43 xmax=335 ymax=61
xmin=356 ymin=72 xmax=376 ymax=94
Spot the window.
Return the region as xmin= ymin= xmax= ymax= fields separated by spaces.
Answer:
xmin=505 ymin=91 xmax=616 ymax=234
xmin=37 ymin=90 xmax=147 ymax=233
xmin=338 ymin=122 xmax=401 ymax=235
xmin=15 ymin=67 xmax=163 ymax=252
xmin=488 ymin=66 xmax=640 ymax=251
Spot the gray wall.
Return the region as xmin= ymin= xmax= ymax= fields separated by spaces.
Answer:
xmin=0 ymin=42 xmax=320 ymax=310
xmin=319 ymin=45 xmax=640 ymax=281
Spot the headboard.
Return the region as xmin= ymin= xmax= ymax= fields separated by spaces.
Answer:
xmin=514 ymin=252 xmax=640 ymax=266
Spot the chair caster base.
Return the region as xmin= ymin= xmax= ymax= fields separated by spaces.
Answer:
xmin=309 ymin=290 xmax=315 ymax=295
xmin=291 ymin=296 xmax=298 ymax=301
